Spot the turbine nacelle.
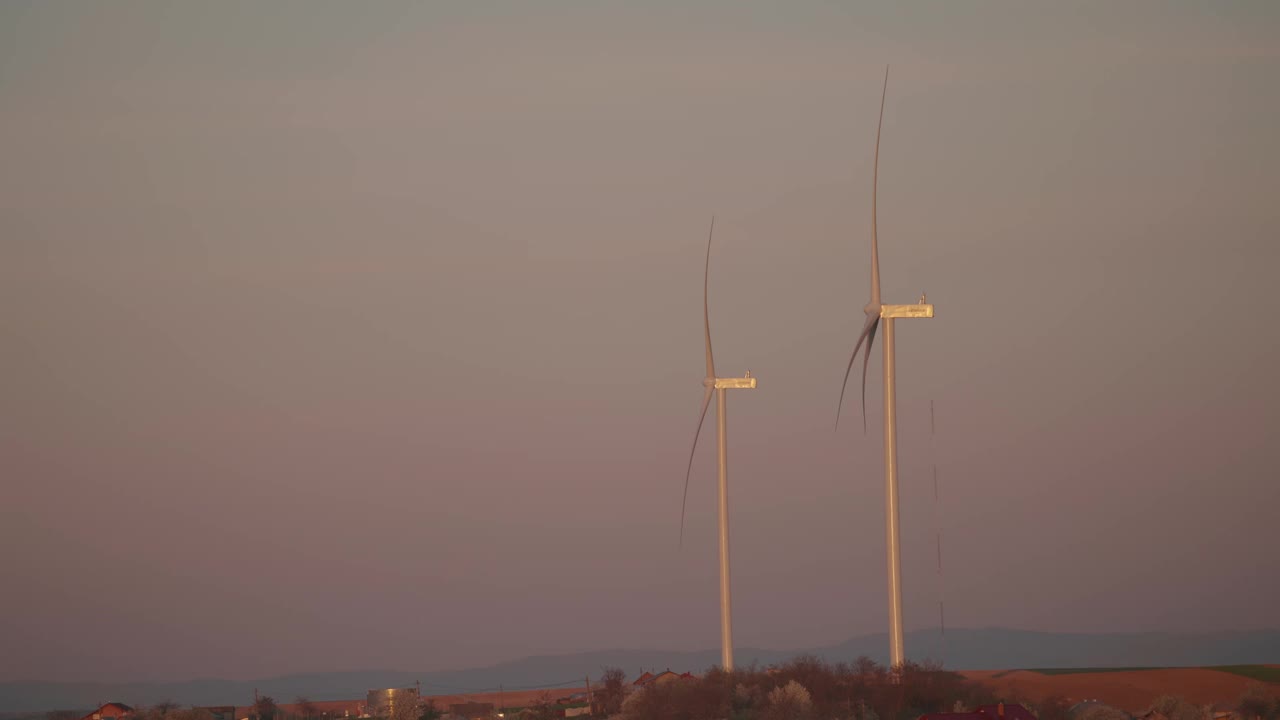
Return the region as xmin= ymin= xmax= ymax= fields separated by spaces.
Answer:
xmin=714 ymin=374 xmax=757 ymax=390
xmin=880 ymin=302 xmax=935 ymax=319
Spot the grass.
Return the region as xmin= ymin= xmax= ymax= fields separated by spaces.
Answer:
xmin=1011 ymin=665 xmax=1279 ymax=682
xmin=1023 ymin=667 xmax=1165 ymax=675
xmin=1207 ymin=665 xmax=1280 ymax=683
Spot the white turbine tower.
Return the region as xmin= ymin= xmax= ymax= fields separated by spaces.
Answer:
xmin=680 ymin=217 xmax=757 ymax=672
xmin=836 ymin=66 xmax=936 ymax=669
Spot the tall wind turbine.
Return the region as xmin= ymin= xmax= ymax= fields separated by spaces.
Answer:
xmin=680 ymin=216 xmax=757 ymax=672
xmin=836 ymin=66 xmax=935 ymax=669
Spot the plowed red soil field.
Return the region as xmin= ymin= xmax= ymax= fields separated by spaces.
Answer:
xmin=961 ymin=668 xmax=1280 ymax=711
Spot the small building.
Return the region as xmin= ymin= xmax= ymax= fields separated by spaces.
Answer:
xmin=82 ymin=704 xmax=134 ymax=720
xmin=632 ymin=668 xmax=692 ymax=689
xmin=651 ymin=670 xmax=682 ymax=685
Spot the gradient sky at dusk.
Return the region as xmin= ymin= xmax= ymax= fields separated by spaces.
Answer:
xmin=3 ymin=1 xmax=1278 ymax=683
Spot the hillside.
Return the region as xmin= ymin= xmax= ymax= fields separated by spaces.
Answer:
xmin=962 ymin=666 xmax=1280 ymax=711
xmin=2 ymin=628 xmax=1277 ymax=712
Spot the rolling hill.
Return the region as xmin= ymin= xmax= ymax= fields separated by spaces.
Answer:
xmin=3 ymin=628 xmax=1277 ymax=712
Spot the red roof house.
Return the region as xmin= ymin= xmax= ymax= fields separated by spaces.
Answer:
xmin=81 ymin=704 xmax=134 ymax=720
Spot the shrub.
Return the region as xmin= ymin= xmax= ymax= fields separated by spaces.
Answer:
xmin=761 ymin=680 xmax=812 ymax=720
xmin=1237 ymin=684 xmax=1279 ymax=720
xmin=1149 ymin=696 xmax=1204 ymax=720
xmin=1075 ymin=704 xmax=1131 ymax=720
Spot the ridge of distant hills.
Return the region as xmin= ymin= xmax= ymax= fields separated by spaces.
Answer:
xmin=3 ymin=628 xmax=1277 ymax=713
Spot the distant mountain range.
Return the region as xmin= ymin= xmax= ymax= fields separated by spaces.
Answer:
xmin=3 ymin=628 xmax=1277 ymax=713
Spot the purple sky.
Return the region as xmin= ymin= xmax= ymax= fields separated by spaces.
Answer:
xmin=2 ymin=1 xmax=1278 ymax=683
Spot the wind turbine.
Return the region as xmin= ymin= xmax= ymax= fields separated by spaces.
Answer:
xmin=680 ymin=216 xmax=757 ymax=672
xmin=836 ymin=66 xmax=935 ymax=669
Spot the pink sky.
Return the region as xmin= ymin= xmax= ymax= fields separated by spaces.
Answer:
xmin=2 ymin=1 xmax=1278 ymax=683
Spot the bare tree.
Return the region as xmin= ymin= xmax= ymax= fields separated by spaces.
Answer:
xmin=1150 ymin=696 xmax=1206 ymax=720
xmin=1077 ymin=705 xmax=1131 ymax=720
xmin=131 ymin=704 xmax=212 ymax=720
xmin=253 ymin=697 xmax=278 ymax=720
xmin=526 ymin=693 xmax=556 ymax=720
xmin=1035 ymin=695 xmax=1072 ymax=720
xmin=294 ymin=698 xmax=318 ymax=720
xmin=1237 ymin=685 xmax=1279 ymax=720
xmin=598 ymin=666 xmax=627 ymax=716
xmin=133 ymin=702 xmax=177 ymax=720
xmin=415 ymin=699 xmax=441 ymax=720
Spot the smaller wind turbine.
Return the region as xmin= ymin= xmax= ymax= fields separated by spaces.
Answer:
xmin=680 ymin=216 xmax=757 ymax=672
xmin=836 ymin=66 xmax=936 ymax=669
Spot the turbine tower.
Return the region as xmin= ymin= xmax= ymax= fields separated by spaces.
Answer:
xmin=681 ymin=216 xmax=757 ymax=672
xmin=836 ymin=66 xmax=935 ymax=669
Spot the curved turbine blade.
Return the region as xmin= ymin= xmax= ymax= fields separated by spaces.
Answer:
xmin=704 ymin=216 xmax=716 ymax=380
xmin=858 ymin=314 xmax=880 ymax=431
xmin=680 ymin=385 xmax=714 ymax=547
xmin=836 ymin=66 xmax=890 ymax=433
xmin=870 ymin=65 xmax=888 ymax=306
xmin=682 ymin=217 xmax=719 ymax=547
xmin=836 ymin=311 xmax=880 ymax=432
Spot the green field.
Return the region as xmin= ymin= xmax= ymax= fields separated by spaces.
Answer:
xmin=1006 ymin=665 xmax=1279 ymax=682
xmin=1023 ymin=667 xmax=1165 ymax=675
xmin=1207 ymin=665 xmax=1280 ymax=683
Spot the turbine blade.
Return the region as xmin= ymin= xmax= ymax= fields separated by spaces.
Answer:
xmin=870 ymin=65 xmax=888 ymax=305
xmin=680 ymin=385 xmax=714 ymax=547
xmin=836 ymin=312 xmax=880 ymax=431
xmin=859 ymin=315 xmax=880 ymax=432
xmin=704 ymin=216 xmax=716 ymax=380
xmin=683 ymin=217 xmax=718 ymax=548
